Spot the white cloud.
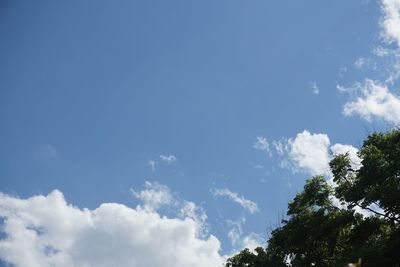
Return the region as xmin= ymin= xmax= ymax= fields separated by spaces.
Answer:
xmin=373 ymin=45 xmax=391 ymax=57
xmin=39 ymin=144 xmax=58 ymax=159
xmin=212 ymin=188 xmax=259 ymax=214
xmin=380 ymin=0 xmax=400 ymax=84
xmin=226 ymin=217 xmax=246 ymax=246
xmin=241 ymin=233 xmax=264 ymax=251
xmin=0 ymin=189 xmax=225 ymax=267
xmin=253 ymin=164 xmax=263 ymax=169
xmin=148 ymin=160 xmax=156 ymax=172
xmin=131 ymin=181 xmax=173 ymax=211
xmin=274 ymin=130 xmax=362 ymax=176
xmin=132 ymin=182 xmax=208 ymax=236
xmin=272 ymin=139 xmax=288 ymax=156
xmin=330 ymin=143 xmax=362 ymax=171
xmin=338 ymin=66 xmax=348 ymax=77
xmin=254 ymin=136 xmax=268 ymax=150
xmin=337 ymin=84 xmax=350 ymax=93
xmin=286 ymin=130 xmax=331 ymax=176
xmin=386 ymin=61 xmax=400 ymax=83
xmin=159 ymin=154 xmax=177 ymax=164
xmin=179 ymin=201 xmax=209 ymax=236
xmin=354 ymin=57 xmax=366 ymax=69
xmin=338 ymin=1 xmax=400 ymax=123
xmin=309 ymin=81 xmax=320 ymax=95
xmin=343 ymin=79 xmax=400 ymax=125
xmin=253 ymin=137 xmax=271 ymax=156
xmin=381 ymin=0 xmax=400 ymax=46
xmin=225 ymin=217 xmax=264 ymax=254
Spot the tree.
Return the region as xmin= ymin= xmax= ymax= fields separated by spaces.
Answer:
xmin=330 ymin=129 xmax=400 ymax=264
xmin=225 ymin=130 xmax=400 ymax=267
xmin=225 ymin=247 xmax=270 ymax=267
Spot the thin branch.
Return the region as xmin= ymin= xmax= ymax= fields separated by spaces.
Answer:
xmin=354 ymin=202 xmax=400 ymax=223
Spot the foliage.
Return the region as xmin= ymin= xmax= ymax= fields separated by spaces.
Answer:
xmin=225 ymin=247 xmax=271 ymax=267
xmin=225 ymin=130 xmax=400 ymax=267
xmin=331 ymin=130 xmax=400 ymax=223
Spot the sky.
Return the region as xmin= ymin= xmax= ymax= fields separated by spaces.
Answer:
xmin=1 ymin=0 xmax=400 ymax=266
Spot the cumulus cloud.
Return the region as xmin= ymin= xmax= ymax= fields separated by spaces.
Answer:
xmin=381 ymin=0 xmax=400 ymax=46
xmin=159 ymin=154 xmax=177 ymax=164
xmin=342 ymin=80 xmax=400 ymax=125
xmin=286 ymin=131 xmax=331 ymax=176
xmin=0 ymin=189 xmax=224 ymax=267
xmin=274 ymin=130 xmax=361 ymax=176
xmin=212 ymin=188 xmax=259 ymax=214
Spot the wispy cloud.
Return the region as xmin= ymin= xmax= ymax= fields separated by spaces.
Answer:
xmin=131 ymin=181 xmax=208 ymax=235
xmin=354 ymin=57 xmax=366 ymax=69
xmin=212 ymin=188 xmax=259 ymax=214
xmin=159 ymin=154 xmax=177 ymax=164
xmin=254 ymin=136 xmax=269 ymax=151
xmin=148 ymin=160 xmax=156 ymax=172
xmin=38 ymin=144 xmax=58 ymax=159
xmin=309 ymin=81 xmax=320 ymax=95
xmin=226 ymin=217 xmax=246 ymax=246
xmin=338 ymin=66 xmax=348 ymax=77
xmin=131 ymin=181 xmax=173 ymax=210
xmin=226 ymin=217 xmax=264 ymax=252
xmin=254 ymin=136 xmax=271 ymax=156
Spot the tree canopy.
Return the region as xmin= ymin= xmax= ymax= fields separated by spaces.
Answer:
xmin=225 ymin=130 xmax=400 ymax=267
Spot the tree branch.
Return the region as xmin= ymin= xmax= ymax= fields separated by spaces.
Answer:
xmin=354 ymin=202 xmax=400 ymax=223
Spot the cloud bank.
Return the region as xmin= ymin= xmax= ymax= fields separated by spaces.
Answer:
xmin=0 ymin=189 xmax=224 ymax=267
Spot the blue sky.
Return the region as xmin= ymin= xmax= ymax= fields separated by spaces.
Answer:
xmin=1 ymin=1 xmax=400 ymax=266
